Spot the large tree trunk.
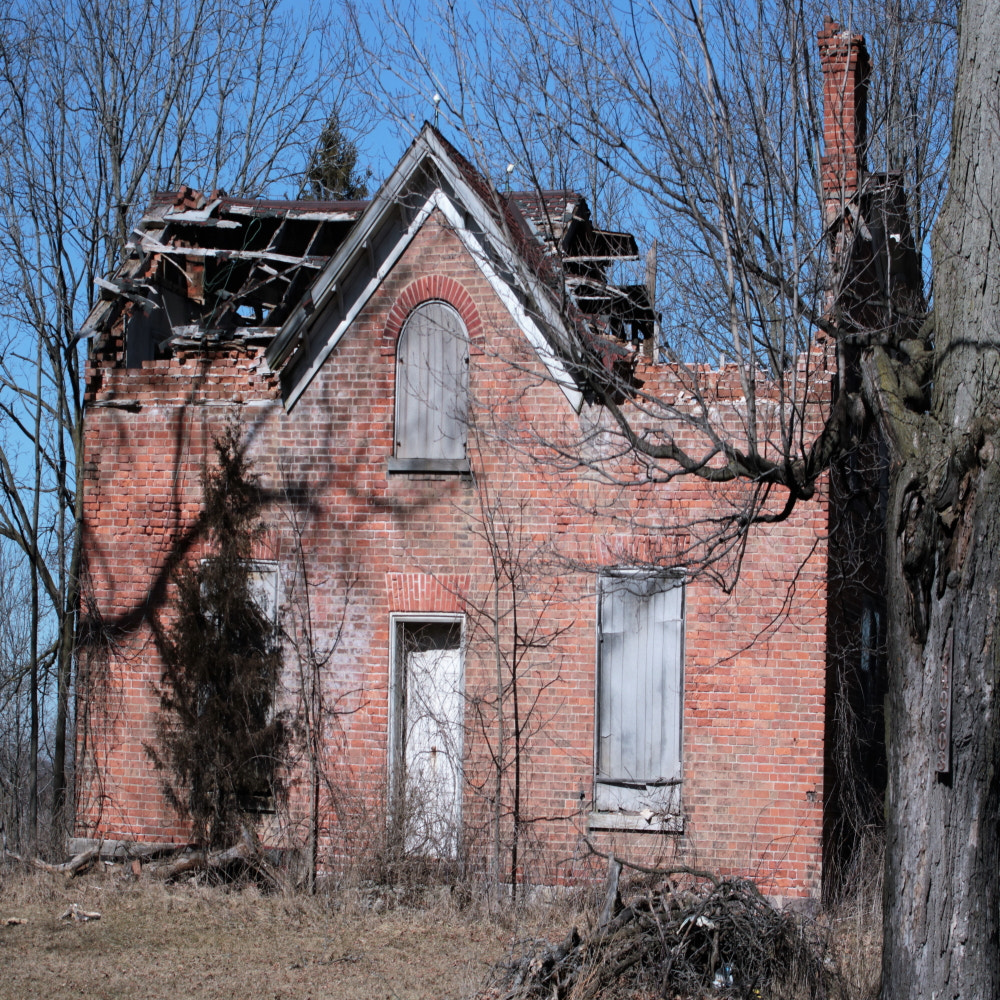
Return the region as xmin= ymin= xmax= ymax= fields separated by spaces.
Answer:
xmin=882 ymin=1 xmax=1000 ymax=994
xmin=884 ymin=464 xmax=1000 ymax=997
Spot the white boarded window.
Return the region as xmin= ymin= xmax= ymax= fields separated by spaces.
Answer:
xmin=248 ymin=561 xmax=280 ymax=624
xmin=594 ymin=573 xmax=684 ymax=825
xmin=393 ymin=301 xmax=469 ymax=466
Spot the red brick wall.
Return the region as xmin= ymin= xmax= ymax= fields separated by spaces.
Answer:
xmin=79 ymin=211 xmax=829 ymax=896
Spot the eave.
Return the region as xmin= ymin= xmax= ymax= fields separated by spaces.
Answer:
xmin=266 ymin=124 xmax=586 ymax=412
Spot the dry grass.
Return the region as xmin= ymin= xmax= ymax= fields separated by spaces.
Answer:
xmin=0 ymin=860 xmax=882 ymax=1000
xmin=824 ymin=849 xmax=884 ymax=1000
xmin=0 ymin=864 xmax=524 ymax=1000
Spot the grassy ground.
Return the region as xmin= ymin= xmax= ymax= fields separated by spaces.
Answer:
xmin=0 ymin=863 xmax=881 ymax=1000
xmin=0 ymin=867 xmax=525 ymax=1000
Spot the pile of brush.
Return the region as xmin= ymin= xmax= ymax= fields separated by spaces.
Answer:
xmin=486 ymin=864 xmax=838 ymax=1000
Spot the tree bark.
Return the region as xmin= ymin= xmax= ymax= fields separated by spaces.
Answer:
xmin=882 ymin=1 xmax=1000 ymax=994
xmin=884 ymin=463 xmax=1000 ymax=997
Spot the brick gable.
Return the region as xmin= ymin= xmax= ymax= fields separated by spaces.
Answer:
xmin=79 ymin=207 xmax=829 ymax=897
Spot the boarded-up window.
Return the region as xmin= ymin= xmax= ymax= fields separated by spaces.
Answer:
xmin=394 ymin=301 xmax=469 ymax=461
xmin=248 ymin=562 xmax=280 ymax=625
xmin=596 ymin=573 xmax=684 ymax=818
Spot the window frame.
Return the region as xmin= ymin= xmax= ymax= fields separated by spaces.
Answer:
xmin=388 ymin=300 xmax=471 ymax=475
xmin=197 ymin=558 xmax=280 ymax=627
xmin=247 ymin=560 xmax=281 ymax=626
xmin=590 ymin=570 xmax=685 ymax=833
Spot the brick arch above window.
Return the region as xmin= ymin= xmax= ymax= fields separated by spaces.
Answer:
xmin=382 ymin=276 xmax=482 ymax=354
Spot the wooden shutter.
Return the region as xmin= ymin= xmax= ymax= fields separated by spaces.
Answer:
xmin=395 ymin=302 xmax=469 ymax=460
xmin=596 ymin=575 xmax=683 ymax=813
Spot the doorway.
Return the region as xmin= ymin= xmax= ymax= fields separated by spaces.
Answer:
xmin=390 ymin=617 xmax=464 ymax=856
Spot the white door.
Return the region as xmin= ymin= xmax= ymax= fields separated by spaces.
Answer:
xmin=396 ymin=621 xmax=463 ymax=856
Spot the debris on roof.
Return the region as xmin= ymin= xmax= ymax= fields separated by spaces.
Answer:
xmin=83 ymin=188 xmax=367 ymax=364
xmin=514 ymin=191 xmax=654 ymax=350
xmin=83 ymin=146 xmax=657 ymax=375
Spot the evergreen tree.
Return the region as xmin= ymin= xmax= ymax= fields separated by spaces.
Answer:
xmin=303 ymin=113 xmax=371 ymax=200
xmin=151 ymin=423 xmax=286 ymax=849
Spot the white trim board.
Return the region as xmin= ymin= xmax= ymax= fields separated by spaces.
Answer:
xmin=269 ymin=125 xmax=584 ymax=413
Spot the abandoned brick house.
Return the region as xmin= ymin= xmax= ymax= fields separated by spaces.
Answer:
xmin=75 ymin=22 xmax=915 ymax=898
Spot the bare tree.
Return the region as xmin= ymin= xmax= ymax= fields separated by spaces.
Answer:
xmin=279 ymin=481 xmax=360 ymax=893
xmin=365 ymin=0 xmax=950 ymax=548
xmin=0 ymin=541 xmax=35 ymax=854
xmin=462 ymin=438 xmax=576 ymax=901
xmin=880 ymin=3 xmax=1000 ymax=993
xmin=0 ymin=0 xmax=366 ymax=848
xmin=362 ymin=0 xmax=1000 ymax=995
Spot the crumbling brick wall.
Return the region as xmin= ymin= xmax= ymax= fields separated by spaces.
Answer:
xmin=79 ymin=211 xmax=829 ymax=896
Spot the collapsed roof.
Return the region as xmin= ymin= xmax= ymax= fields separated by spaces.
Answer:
xmin=83 ymin=187 xmax=367 ymax=366
xmin=83 ymin=125 xmax=655 ymax=405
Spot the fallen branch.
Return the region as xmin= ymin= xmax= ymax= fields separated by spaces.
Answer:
xmin=583 ymin=836 xmax=721 ymax=884
xmin=145 ymin=839 xmax=285 ymax=891
xmin=146 ymin=841 xmax=250 ymax=880
xmin=32 ymin=846 xmax=100 ymax=877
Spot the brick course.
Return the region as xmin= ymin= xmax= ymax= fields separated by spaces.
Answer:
xmin=79 ymin=211 xmax=829 ymax=897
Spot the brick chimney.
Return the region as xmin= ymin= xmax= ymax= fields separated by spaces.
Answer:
xmin=817 ymin=17 xmax=870 ymax=229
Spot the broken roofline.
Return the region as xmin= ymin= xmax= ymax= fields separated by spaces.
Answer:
xmin=80 ymin=188 xmax=371 ymax=344
xmin=265 ymin=123 xmax=653 ymax=413
xmin=80 ymin=125 xmax=654 ymax=400
xmin=147 ymin=185 xmax=370 ymax=218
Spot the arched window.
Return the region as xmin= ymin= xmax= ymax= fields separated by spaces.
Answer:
xmin=390 ymin=301 xmax=469 ymax=472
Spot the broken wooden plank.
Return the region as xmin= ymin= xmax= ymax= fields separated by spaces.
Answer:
xmin=138 ymin=234 xmax=326 ymax=269
xmin=598 ymin=853 xmax=622 ymax=930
